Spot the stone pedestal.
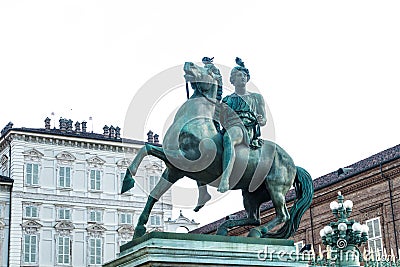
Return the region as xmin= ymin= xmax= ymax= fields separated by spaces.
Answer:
xmin=104 ymin=232 xmax=309 ymax=267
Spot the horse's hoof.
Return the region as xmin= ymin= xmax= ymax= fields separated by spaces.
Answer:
xmin=215 ymin=227 xmax=228 ymax=236
xmin=260 ymin=226 xmax=268 ymax=236
xmin=121 ymin=170 xmax=135 ymax=194
xmin=193 ymin=204 xmax=204 ymax=212
xmin=133 ymin=225 xmax=146 ymax=238
xmin=248 ymin=228 xmax=262 ymax=238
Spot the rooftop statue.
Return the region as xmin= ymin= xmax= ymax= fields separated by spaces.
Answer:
xmin=122 ymin=58 xmax=314 ymax=239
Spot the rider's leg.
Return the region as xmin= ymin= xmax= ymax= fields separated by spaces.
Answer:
xmin=219 ymin=126 xmax=243 ymax=193
xmin=194 ymin=181 xmax=211 ymax=212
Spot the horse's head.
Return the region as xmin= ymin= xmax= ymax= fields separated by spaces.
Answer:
xmin=184 ymin=62 xmax=222 ymax=99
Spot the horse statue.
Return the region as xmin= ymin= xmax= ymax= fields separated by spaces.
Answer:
xmin=121 ymin=61 xmax=314 ymax=239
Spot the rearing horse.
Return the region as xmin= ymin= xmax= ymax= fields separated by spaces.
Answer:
xmin=122 ymin=62 xmax=313 ymax=239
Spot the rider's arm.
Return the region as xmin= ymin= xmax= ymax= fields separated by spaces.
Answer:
xmin=255 ymin=94 xmax=267 ymax=126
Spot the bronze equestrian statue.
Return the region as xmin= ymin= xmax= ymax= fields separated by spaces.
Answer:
xmin=121 ymin=59 xmax=314 ymax=239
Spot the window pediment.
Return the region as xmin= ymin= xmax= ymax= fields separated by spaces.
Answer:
xmin=87 ymin=223 xmax=106 ymax=233
xmin=117 ymin=224 xmax=135 ymax=234
xmin=117 ymin=225 xmax=135 ymax=239
xmin=116 ymin=158 xmax=131 ymax=168
xmin=23 ymin=148 xmax=44 ymax=161
xmin=144 ymin=163 xmax=162 ymax=171
xmin=87 ymin=156 xmax=106 ymax=167
xmin=56 ymin=151 xmax=76 ymax=162
xmin=21 ymin=220 xmax=42 ymax=234
xmin=55 ymin=221 xmax=74 ymax=235
xmin=87 ymin=223 xmax=106 ymax=238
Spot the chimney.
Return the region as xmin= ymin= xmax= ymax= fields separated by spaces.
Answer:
xmin=81 ymin=121 xmax=87 ymax=133
xmin=103 ymin=125 xmax=109 ymax=137
xmin=115 ymin=126 xmax=121 ymax=139
xmin=109 ymin=125 xmax=115 ymax=138
xmin=66 ymin=119 xmax=73 ymax=132
xmin=154 ymin=134 xmax=159 ymax=144
xmin=147 ymin=130 xmax=154 ymax=143
xmin=44 ymin=117 xmax=51 ymax=130
xmin=1 ymin=122 xmax=13 ymax=136
xmin=75 ymin=121 xmax=81 ymax=132
xmin=59 ymin=118 xmax=67 ymax=131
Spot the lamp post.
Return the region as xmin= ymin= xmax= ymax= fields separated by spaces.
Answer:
xmin=319 ymin=192 xmax=369 ymax=267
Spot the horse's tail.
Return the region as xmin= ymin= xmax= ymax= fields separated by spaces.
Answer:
xmin=266 ymin=166 xmax=314 ymax=238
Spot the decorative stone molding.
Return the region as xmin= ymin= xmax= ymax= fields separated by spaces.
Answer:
xmin=15 ymin=192 xmax=173 ymax=209
xmin=148 ymin=227 xmax=163 ymax=233
xmin=359 ymin=203 xmax=384 ymax=219
xmin=386 ymin=167 xmax=400 ymax=179
xmin=116 ymin=158 xmax=131 ymax=169
xmin=87 ymin=223 xmax=107 ymax=238
xmin=144 ymin=163 xmax=162 ymax=172
xmin=315 ymin=172 xmax=383 ymax=204
xmin=23 ymin=148 xmax=44 ymax=162
xmin=117 ymin=225 xmax=135 ymax=240
xmin=87 ymin=156 xmax=106 ymax=168
xmin=54 ymin=221 xmax=75 ymax=236
xmin=21 ymin=220 xmax=42 ymax=234
xmin=10 ymin=132 xmax=140 ymax=154
xmin=56 ymin=151 xmax=76 ymax=164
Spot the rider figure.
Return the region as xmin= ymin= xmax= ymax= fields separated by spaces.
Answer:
xmin=218 ymin=57 xmax=267 ymax=193
xmin=193 ymin=57 xmax=267 ymax=211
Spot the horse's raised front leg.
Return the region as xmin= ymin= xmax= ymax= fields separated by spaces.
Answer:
xmin=121 ymin=144 xmax=166 ymax=194
xmin=134 ymin=168 xmax=183 ymax=238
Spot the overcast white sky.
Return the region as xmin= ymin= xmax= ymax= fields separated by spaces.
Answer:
xmin=1 ymin=1 xmax=399 ymax=226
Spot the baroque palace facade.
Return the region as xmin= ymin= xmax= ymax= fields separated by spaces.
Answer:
xmin=192 ymin=144 xmax=400 ymax=258
xmin=0 ymin=118 xmax=197 ymax=267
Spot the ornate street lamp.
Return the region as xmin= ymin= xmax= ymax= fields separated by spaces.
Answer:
xmin=319 ymin=191 xmax=369 ymax=267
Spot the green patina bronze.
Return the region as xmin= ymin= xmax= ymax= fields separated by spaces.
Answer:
xmin=121 ymin=58 xmax=314 ymax=240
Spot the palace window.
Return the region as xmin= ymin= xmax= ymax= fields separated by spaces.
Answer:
xmin=120 ymin=172 xmax=125 ymax=185
xmin=25 ymin=163 xmax=39 ymax=186
xmin=1 ymin=155 xmax=8 ymax=176
xmin=150 ymin=214 xmax=162 ymax=226
xmin=23 ymin=234 xmax=38 ymax=264
xmin=58 ymin=208 xmax=71 ymax=220
xmin=25 ymin=205 xmax=39 ymax=218
xmin=89 ymin=210 xmax=102 ymax=223
xmin=59 ymin=166 xmax=71 ymax=188
xmin=57 ymin=236 xmax=71 ymax=265
xmin=149 ymin=175 xmax=159 ymax=191
xmin=120 ymin=172 xmax=126 ymax=193
xmin=120 ymin=213 xmax=133 ymax=225
xmin=366 ymin=217 xmax=383 ymax=255
xmin=90 ymin=169 xmax=101 ymax=191
xmin=89 ymin=237 xmax=102 ymax=265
